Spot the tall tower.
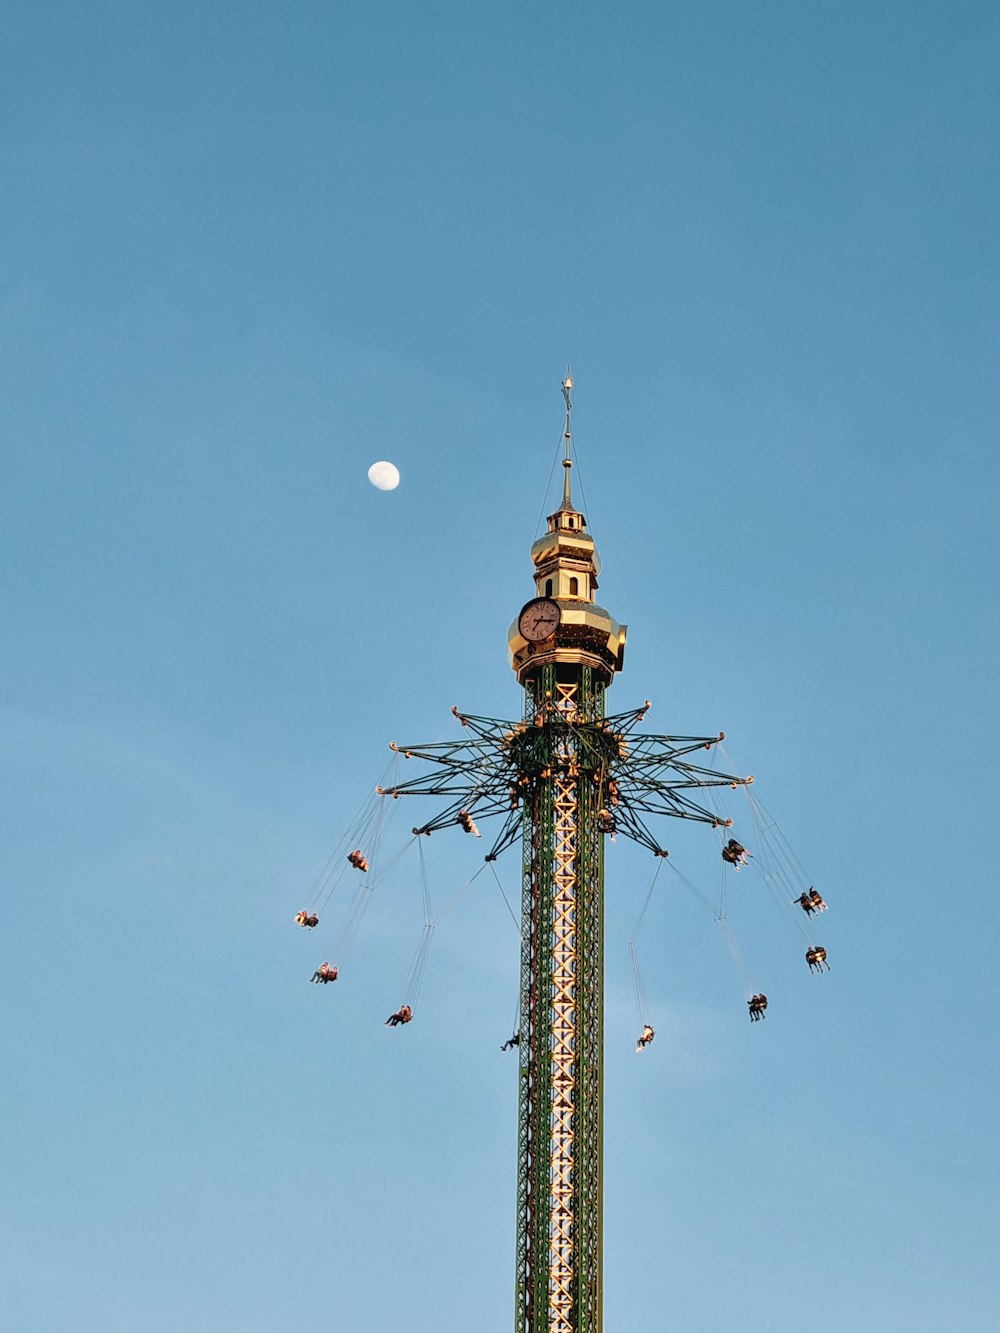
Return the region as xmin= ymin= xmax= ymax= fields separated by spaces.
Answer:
xmin=373 ymin=379 xmax=749 ymax=1333
xmin=506 ymin=376 xmax=625 ymax=1333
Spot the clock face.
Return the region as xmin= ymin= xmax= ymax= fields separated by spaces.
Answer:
xmin=519 ymin=597 xmax=561 ymax=643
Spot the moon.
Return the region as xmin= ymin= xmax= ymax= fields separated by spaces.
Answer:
xmin=368 ymin=460 xmax=400 ymax=491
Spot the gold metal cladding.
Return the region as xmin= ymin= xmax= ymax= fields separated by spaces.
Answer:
xmin=509 ymin=644 xmax=627 ymax=689
xmin=507 ymin=605 xmax=627 ymax=685
xmin=530 ymin=529 xmax=602 ymax=575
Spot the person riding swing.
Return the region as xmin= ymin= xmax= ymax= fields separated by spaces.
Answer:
xmin=805 ymin=946 xmax=829 ymax=973
xmin=636 ymin=1024 xmax=655 ymax=1052
xmin=310 ymin=962 xmax=338 ymax=984
xmin=722 ymin=838 xmax=750 ymax=868
xmin=597 ymin=808 xmax=617 ymax=840
xmin=795 ymin=888 xmax=827 ymax=915
xmin=385 ymin=1004 xmax=413 ymax=1027
xmin=458 ymin=810 xmax=481 ymax=837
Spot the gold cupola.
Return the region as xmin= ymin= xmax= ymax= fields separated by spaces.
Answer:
xmin=508 ymin=376 xmax=627 ymax=686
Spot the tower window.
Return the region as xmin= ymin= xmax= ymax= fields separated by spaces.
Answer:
xmin=569 ymin=577 xmax=579 ymax=596
xmin=545 ymin=579 xmax=553 ymax=597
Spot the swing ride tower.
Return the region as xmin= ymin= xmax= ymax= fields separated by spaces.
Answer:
xmin=375 ymin=378 xmax=753 ymax=1332
xmin=506 ymin=378 xmax=624 ymax=1333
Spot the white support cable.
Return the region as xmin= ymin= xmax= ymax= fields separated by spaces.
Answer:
xmin=628 ymin=941 xmax=651 ymax=1029
xmin=743 ymin=787 xmax=815 ymax=947
xmin=532 ymin=424 xmax=570 ymax=540
xmin=307 ymin=755 xmax=401 ymax=913
xmin=307 ymin=792 xmax=376 ymax=911
xmin=715 ymin=917 xmax=756 ymax=991
xmin=664 ymin=858 xmax=716 ymax=916
xmin=489 ymin=861 xmax=521 ymax=936
xmin=431 ymin=861 xmax=489 ymax=926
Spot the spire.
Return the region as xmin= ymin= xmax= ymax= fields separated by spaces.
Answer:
xmin=561 ymin=369 xmax=574 ymax=510
xmin=524 ymin=371 xmax=603 ymax=608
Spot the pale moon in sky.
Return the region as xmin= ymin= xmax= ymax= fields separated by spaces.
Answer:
xmin=367 ymin=460 xmax=400 ymax=491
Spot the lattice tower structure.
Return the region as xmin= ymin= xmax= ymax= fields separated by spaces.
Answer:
xmin=506 ymin=415 xmax=626 ymax=1333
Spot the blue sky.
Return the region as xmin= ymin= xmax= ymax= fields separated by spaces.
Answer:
xmin=2 ymin=2 xmax=999 ymax=1329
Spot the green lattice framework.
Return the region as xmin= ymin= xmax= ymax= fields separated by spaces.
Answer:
xmin=515 ymin=661 xmax=605 ymax=1333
